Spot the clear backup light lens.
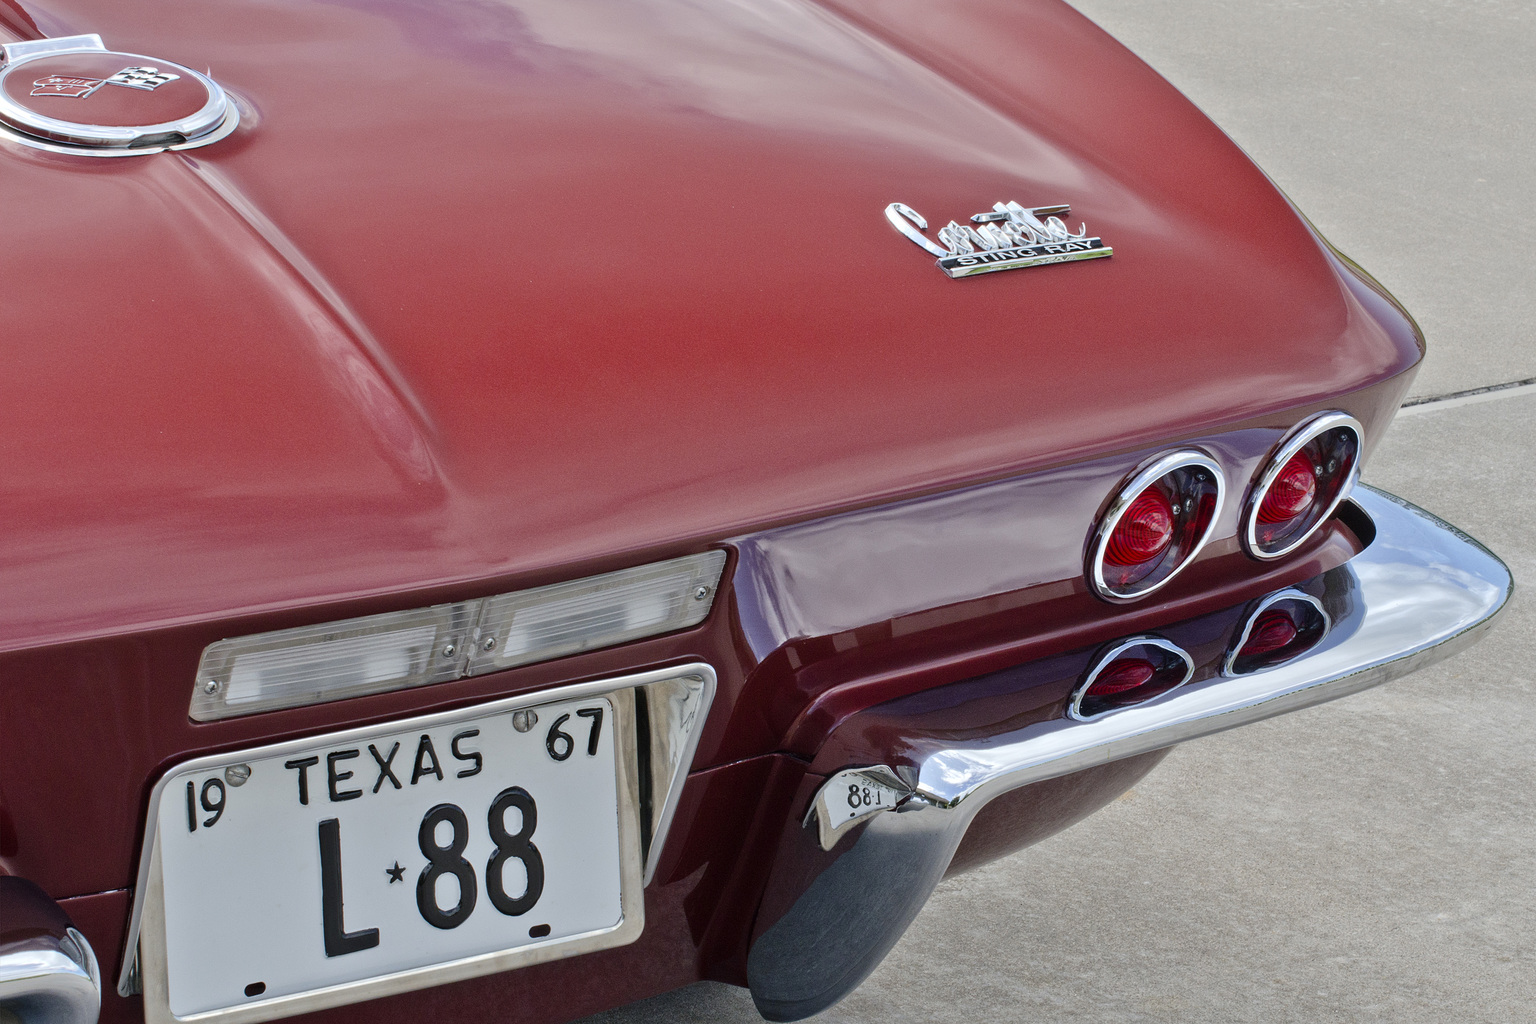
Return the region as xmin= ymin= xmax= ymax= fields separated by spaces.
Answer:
xmin=1089 ymin=451 xmax=1224 ymax=602
xmin=192 ymin=604 xmax=470 ymax=720
xmin=190 ymin=551 xmax=727 ymax=721
xmin=1244 ymin=412 xmax=1362 ymax=560
xmin=469 ymin=551 xmax=728 ymax=674
xmin=1070 ymin=637 xmax=1194 ymax=720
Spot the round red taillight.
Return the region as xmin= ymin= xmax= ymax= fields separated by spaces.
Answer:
xmin=1224 ymin=590 xmax=1331 ymax=675
xmin=1071 ymin=638 xmax=1194 ymax=720
xmin=1104 ymin=489 xmax=1175 ymax=566
xmin=1244 ymin=413 xmax=1361 ymax=560
xmin=1089 ymin=452 xmax=1224 ymax=601
xmin=1257 ymin=453 xmax=1317 ymax=524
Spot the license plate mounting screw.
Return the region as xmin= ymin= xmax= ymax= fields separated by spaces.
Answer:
xmin=511 ymin=709 xmax=538 ymax=733
xmin=225 ymin=763 xmax=252 ymax=787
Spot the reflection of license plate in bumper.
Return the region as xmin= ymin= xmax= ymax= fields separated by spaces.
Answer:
xmin=145 ymin=687 xmax=644 ymax=1022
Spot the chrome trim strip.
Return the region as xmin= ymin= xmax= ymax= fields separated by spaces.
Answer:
xmin=0 ymin=104 xmax=240 ymax=158
xmin=748 ymin=486 xmax=1510 ymax=1021
xmin=0 ymin=35 xmax=106 ymax=62
xmin=118 ymin=663 xmax=715 ymax=1017
xmin=1088 ymin=450 xmax=1225 ymax=602
xmin=1242 ymin=411 xmax=1363 ymax=560
xmin=1221 ymin=588 xmax=1330 ymax=677
xmin=1067 ymin=636 xmax=1194 ymax=721
xmin=0 ymin=878 xmax=101 ymax=1024
xmin=639 ymin=670 xmax=716 ymax=887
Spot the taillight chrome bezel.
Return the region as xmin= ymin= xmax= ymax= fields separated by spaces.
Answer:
xmin=1242 ymin=412 xmax=1363 ymax=561
xmin=1088 ymin=450 xmax=1225 ymax=603
xmin=1069 ymin=636 xmax=1195 ymax=721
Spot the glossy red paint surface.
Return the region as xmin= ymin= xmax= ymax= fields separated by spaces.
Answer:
xmin=0 ymin=0 xmax=1427 ymax=1019
xmin=0 ymin=0 xmax=1414 ymax=652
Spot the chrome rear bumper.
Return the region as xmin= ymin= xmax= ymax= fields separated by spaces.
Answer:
xmin=746 ymin=486 xmax=1512 ymax=1021
xmin=0 ymin=878 xmax=101 ymax=1024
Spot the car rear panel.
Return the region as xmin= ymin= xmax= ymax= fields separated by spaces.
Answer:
xmin=0 ymin=1 xmax=1439 ymax=1022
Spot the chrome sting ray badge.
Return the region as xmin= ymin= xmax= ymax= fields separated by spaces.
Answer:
xmin=885 ymin=201 xmax=1112 ymax=278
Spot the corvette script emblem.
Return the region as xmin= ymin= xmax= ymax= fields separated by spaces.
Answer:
xmin=31 ymin=66 xmax=180 ymax=98
xmin=885 ymin=201 xmax=1112 ymax=279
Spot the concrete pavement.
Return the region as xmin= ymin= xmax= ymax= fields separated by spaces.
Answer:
xmin=1062 ymin=0 xmax=1536 ymax=402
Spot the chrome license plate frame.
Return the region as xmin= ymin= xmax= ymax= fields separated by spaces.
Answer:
xmin=125 ymin=667 xmax=702 ymax=1024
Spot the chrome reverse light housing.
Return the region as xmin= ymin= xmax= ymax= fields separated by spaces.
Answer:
xmin=1069 ymin=636 xmax=1195 ymax=720
xmin=1088 ymin=450 xmax=1224 ymax=602
xmin=1243 ymin=412 xmax=1363 ymax=560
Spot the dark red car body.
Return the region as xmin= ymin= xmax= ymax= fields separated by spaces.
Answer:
xmin=0 ymin=1 xmax=1508 ymax=1023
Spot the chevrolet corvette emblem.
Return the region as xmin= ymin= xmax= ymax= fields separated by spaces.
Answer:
xmin=885 ymin=201 xmax=1112 ymax=278
xmin=31 ymin=66 xmax=180 ymax=98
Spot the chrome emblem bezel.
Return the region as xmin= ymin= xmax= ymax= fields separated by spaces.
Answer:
xmin=0 ymin=34 xmax=238 ymax=156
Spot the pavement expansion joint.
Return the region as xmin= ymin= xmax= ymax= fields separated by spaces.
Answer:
xmin=1399 ymin=377 xmax=1536 ymax=416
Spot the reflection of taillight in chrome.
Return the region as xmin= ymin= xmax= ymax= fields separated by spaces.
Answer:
xmin=1244 ymin=413 xmax=1362 ymax=559
xmin=1089 ymin=451 xmax=1224 ymax=601
xmin=1070 ymin=637 xmax=1194 ymax=720
xmin=1224 ymin=589 xmax=1330 ymax=675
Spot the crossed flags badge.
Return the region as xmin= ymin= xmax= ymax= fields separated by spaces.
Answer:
xmin=31 ymin=66 xmax=180 ymax=98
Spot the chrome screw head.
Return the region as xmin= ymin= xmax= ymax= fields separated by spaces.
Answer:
xmin=225 ymin=764 xmax=252 ymax=787
xmin=442 ymin=642 xmax=457 ymax=658
xmin=481 ymin=636 xmax=497 ymax=651
xmin=694 ymin=585 xmax=711 ymax=601
xmin=202 ymin=679 xmax=219 ymax=695
xmin=511 ymin=709 xmax=538 ymax=733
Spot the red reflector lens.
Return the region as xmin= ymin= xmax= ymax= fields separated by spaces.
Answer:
xmin=1073 ymin=640 xmax=1194 ymax=718
xmin=1087 ymin=658 xmax=1157 ymax=695
xmin=1105 ymin=488 xmax=1175 ymax=566
xmin=1240 ymin=610 xmax=1298 ymax=657
xmin=1258 ymin=452 xmax=1317 ymax=524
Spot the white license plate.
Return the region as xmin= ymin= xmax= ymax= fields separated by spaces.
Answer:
xmin=148 ymin=689 xmax=642 ymax=1019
